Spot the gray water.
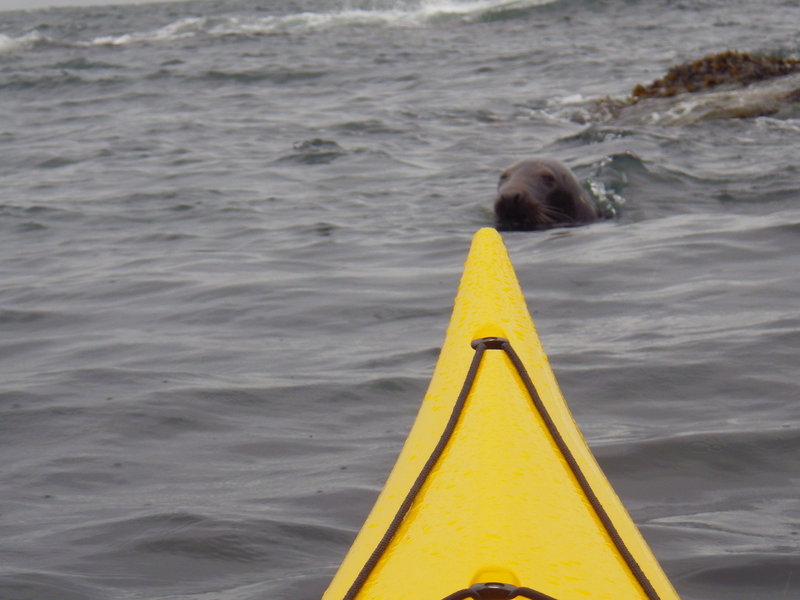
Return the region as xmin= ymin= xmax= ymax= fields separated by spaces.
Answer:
xmin=1 ymin=0 xmax=799 ymax=598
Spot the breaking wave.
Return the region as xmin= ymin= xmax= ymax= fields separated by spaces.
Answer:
xmin=0 ymin=31 xmax=50 ymax=54
xmin=82 ymin=0 xmax=559 ymax=47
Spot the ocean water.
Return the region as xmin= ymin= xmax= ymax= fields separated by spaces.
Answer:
xmin=1 ymin=0 xmax=799 ymax=598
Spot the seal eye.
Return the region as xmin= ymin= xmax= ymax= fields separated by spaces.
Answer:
xmin=540 ymin=173 xmax=557 ymax=187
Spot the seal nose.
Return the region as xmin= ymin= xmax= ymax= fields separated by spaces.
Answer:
xmin=500 ymin=191 xmax=522 ymax=208
xmin=495 ymin=178 xmax=538 ymax=224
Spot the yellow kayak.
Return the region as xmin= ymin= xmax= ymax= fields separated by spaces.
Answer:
xmin=323 ymin=228 xmax=680 ymax=600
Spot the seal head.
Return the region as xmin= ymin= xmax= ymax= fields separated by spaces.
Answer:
xmin=494 ymin=158 xmax=598 ymax=230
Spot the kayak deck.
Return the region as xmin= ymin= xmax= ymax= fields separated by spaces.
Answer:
xmin=322 ymin=228 xmax=680 ymax=600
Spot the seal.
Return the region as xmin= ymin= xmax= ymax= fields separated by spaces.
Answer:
xmin=494 ymin=158 xmax=598 ymax=230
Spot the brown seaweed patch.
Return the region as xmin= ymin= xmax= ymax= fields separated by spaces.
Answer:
xmin=580 ymin=51 xmax=800 ymax=124
xmin=631 ymin=51 xmax=800 ymax=100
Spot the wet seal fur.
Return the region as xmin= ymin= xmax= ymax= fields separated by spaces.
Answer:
xmin=494 ymin=158 xmax=598 ymax=230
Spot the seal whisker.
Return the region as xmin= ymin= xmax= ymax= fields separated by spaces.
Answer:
xmin=542 ymin=204 xmax=571 ymax=223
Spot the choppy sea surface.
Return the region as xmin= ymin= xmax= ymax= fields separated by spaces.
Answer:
xmin=2 ymin=0 xmax=799 ymax=598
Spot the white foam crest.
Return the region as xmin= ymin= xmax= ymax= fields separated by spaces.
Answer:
xmin=0 ymin=30 xmax=48 ymax=54
xmin=204 ymin=10 xmax=420 ymax=36
xmin=417 ymin=0 xmax=552 ymax=18
xmin=87 ymin=16 xmax=206 ymax=47
xmin=81 ymin=0 xmax=559 ymax=47
xmin=83 ymin=11 xmax=409 ymax=46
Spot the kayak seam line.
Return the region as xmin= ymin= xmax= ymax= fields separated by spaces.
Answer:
xmin=340 ymin=342 xmax=487 ymax=600
xmin=341 ymin=338 xmax=662 ymax=600
xmin=501 ymin=340 xmax=662 ymax=600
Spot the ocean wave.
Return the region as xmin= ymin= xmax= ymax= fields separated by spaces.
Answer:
xmin=0 ymin=30 xmax=50 ymax=54
xmin=82 ymin=0 xmax=558 ymax=47
xmin=84 ymin=16 xmax=206 ymax=47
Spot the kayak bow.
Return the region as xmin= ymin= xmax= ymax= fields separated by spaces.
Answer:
xmin=322 ymin=228 xmax=680 ymax=600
